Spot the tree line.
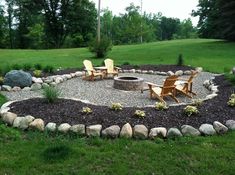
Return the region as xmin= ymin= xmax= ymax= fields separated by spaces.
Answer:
xmin=192 ymin=0 xmax=235 ymax=41
xmin=0 ymin=0 xmax=197 ymax=49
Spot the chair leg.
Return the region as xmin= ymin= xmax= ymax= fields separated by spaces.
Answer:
xmin=170 ymin=95 xmax=180 ymax=103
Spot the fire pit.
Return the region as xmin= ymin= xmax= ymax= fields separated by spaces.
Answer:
xmin=113 ymin=76 xmax=144 ymax=91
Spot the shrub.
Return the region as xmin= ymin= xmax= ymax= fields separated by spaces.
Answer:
xmin=134 ymin=110 xmax=146 ymax=118
xmin=177 ymin=54 xmax=184 ymax=66
xmin=43 ymin=65 xmax=55 ymax=73
xmin=191 ymin=98 xmax=203 ymax=107
xmin=184 ymin=105 xmax=199 ymax=117
xmin=33 ymin=69 xmax=42 ymax=77
xmin=42 ymin=86 xmax=61 ymax=103
xmin=110 ymin=103 xmax=123 ymax=111
xmin=0 ymin=76 xmax=3 ymax=85
xmin=34 ymin=63 xmax=43 ymax=70
xmin=11 ymin=64 xmax=22 ymax=70
xmin=228 ymin=98 xmax=235 ymax=107
xmin=82 ymin=107 xmax=92 ymax=114
xmin=42 ymin=145 xmax=71 ymax=162
xmin=155 ymin=102 xmax=168 ymax=110
xmin=89 ymin=37 xmax=112 ymax=58
xmin=22 ymin=63 xmax=32 ymax=71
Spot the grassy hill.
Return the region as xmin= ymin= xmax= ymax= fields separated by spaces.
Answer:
xmin=1 ymin=39 xmax=235 ymax=73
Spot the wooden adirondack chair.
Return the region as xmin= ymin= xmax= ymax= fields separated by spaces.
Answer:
xmin=175 ymin=70 xmax=198 ymax=98
xmin=104 ymin=58 xmax=120 ymax=77
xmin=146 ymin=75 xmax=179 ymax=103
xmin=83 ymin=60 xmax=104 ymax=81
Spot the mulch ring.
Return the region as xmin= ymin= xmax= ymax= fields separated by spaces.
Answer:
xmin=9 ymin=75 xmax=235 ymax=129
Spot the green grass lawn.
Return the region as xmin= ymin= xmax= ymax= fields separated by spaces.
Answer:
xmin=0 ymin=125 xmax=234 ymax=175
xmin=1 ymin=39 xmax=235 ymax=73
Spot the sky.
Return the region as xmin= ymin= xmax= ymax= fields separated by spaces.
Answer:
xmin=91 ymin=0 xmax=199 ymax=26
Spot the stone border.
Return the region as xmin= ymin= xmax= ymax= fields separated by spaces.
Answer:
xmin=0 ymin=67 xmax=203 ymax=92
xmin=0 ymin=103 xmax=234 ymax=139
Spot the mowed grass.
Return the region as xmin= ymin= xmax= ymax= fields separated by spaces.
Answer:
xmin=1 ymin=39 xmax=235 ymax=73
xmin=0 ymin=126 xmax=235 ymax=175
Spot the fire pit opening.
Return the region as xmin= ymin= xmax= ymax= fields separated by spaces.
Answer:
xmin=113 ymin=76 xmax=144 ymax=91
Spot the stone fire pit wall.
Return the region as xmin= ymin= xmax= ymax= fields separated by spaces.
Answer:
xmin=113 ymin=76 xmax=144 ymax=91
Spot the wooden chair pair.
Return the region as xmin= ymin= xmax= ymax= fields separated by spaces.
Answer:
xmin=144 ymin=71 xmax=198 ymax=104
xmin=83 ymin=59 xmax=120 ymax=81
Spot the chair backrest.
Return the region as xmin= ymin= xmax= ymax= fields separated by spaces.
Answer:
xmin=162 ymin=75 xmax=178 ymax=95
xmin=83 ymin=60 xmax=94 ymax=75
xmin=104 ymin=58 xmax=114 ymax=73
xmin=188 ymin=70 xmax=198 ymax=83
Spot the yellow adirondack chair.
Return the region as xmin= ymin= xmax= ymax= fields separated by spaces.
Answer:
xmin=104 ymin=58 xmax=120 ymax=77
xmin=145 ymin=75 xmax=179 ymax=103
xmin=175 ymin=70 xmax=198 ymax=98
xmin=83 ymin=60 xmax=104 ymax=81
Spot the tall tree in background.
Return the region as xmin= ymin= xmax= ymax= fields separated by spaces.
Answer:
xmin=160 ymin=17 xmax=180 ymax=40
xmin=5 ymin=0 xmax=14 ymax=48
xmin=0 ymin=5 xmax=7 ymax=48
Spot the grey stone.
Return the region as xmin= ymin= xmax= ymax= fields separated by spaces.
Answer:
xmin=167 ymin=128 xmax=182 ymax=138
xmin=44 ymin=78 xmax=53 ymax=84
xmin=75 ymin=71 xmax=83 ymax=77
xmin=32 ymin=77 xmax=43 ymax=84
xmin=45 ymin=122 xmax=57 ymax=132
xmin=102 ymin=125 xmax=120 ymax=138
xmin=181 ymin=125 xmax=201 ymax=136
xmin=31 ymin=83 xmax=42 ymax=91
xmin=1 ymin=112 xmax=17 ymax=125
xmin=2 ymin=85 xmax=12 ymax=91
xmin=120 ymin=123 xmax=133 ymax=138
xmin=22 ymin=87 xmax=31 ymax=91
xmin=149 ymin=127 xmax=167 ymax=139
xmin=86 ymin=124 xmax=102 ymax=137
xmin=148 ymin=70 xmax=154 ymax=74
xmin=225 ymin=120 xmax=235 ymax=130
xmin=199 ymin=124 xmax=216 ymax=136
xmin=29 ymin=118 xmax=44 ymax=131
xmin=206 ymin=94 xmax=217 ymax=100
xmin=203 ymin=80 xmax=211 ymax=88
xmin=133 ymin=125 xmax=148 ymax=139
xmin=4 ymin=70 xmax=32 ymax=88
xmin=184 ymin=70 xmax=192 ymax=75
xmin=70 ymin=124 xmax=85 ymax=135
xmin=50 ymin=82 xmax=57 ymax=87
xmin=12 ymin=86 xmax=21 ymax=91
xmin=175 ymin=70 xmax=183 ymax=76
xmin=213 ymin=121 xmax=228 ymax=134
xmin=54 ymin=77 xmax=63 ymax=84
xmin=58 ymin=123 xmax=71 ymax=133
xmin=42 ymin=83 xmax=49 ymax=89
xmin=13 ymin=115 xmax=34 ymax=130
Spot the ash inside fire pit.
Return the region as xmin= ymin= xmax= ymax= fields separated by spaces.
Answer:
xmin=113 ymin=76 xmax=144 ymax=91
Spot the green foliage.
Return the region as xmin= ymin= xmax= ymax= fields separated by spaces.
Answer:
xmin=89 ymin=37 xmax=113 ymax=58
xmin=177 ymin=54 xmax=184 ymax=66
xmin=82 ymin=107 xmax=92 ymax=114
xmin=122 ymin=62 xmax=130 ymax=65
xmin=227 ymin=94 xmax=235 ymax=107
xmin=34 ymin=63 xmax=42 ymax=70
xmin=184 ymin=105 xmax=199 ymax=117
xmin=11 ymin=64 xmax=22 ymax=70
xmin=224 ymin=73 xmax=235 ymax=85
xmin=42 ymin=86 xmax=61 ymax=103
xmin=22 ymin=63 xmax=32 ymax=71
xmin=155 ymin=102 xmax=168 ymax=111
xmin=42 ymin=145 xmax=71 ymax=162
xmin=0 ymin=64 xmax=11 ymax=76
xmin=0 ymin=93 xmax=7 ymax=107
xmin=134 ymin=110 xmax=146 ymax=118
xmin=33 ymin=70 xmax=42 ymax=77
xmin=110 ymin=103 xmax=123 ymax=111
xmin=0 ymin=124 xmax=21 ymax=142
xmin=43 ymin=65 xmax=55 ymax=73
xmin=192 ymin=99 xmax=203 ymax=107
xmin=0 ymin=76 xmax=3 ymax=85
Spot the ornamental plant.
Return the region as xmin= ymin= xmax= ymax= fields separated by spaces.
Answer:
xmin=192 ymin=98 xmax=203 ymax=107
xmin=134 ymin=110 xmax=146 ymax=118
xmin=43 ymin=65 xmax=55 ymax=73
xmin=33 ymin=69 xmax=42 ymax=77
xmin=183 ymin=105 xmax=199 ymax=117
xmin=155 ymin=102 xmax=168 ymax=111
xmin=227 ymin=94 xmax=235 ymax=107
xmin=110 ymin=103 xmax=123 ymax=111
xmin=42 ymin=86 xmax=61 ymax=103
xmin=82 ymin=107 xmax=92 ymax=114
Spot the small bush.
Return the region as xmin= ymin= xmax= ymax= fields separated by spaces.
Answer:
xmin=228 ymin=98 xmax=235 ymax=107
xmin=0 ymin=76 xmax=4 ymax=85
xmin=33 ymin=69 xmax=42 ymax=77
xmin=134 ymin=110 xmax=146 ymax=118
xmin=122 ymin=62 xmax=130 ymax=65
xmin=42 ymin=145 xmax=71 ymax=162
xmin=42 ymin=86 xmax=61 ymax=103
xmin=34 ymin=63 xmax=43 ymax=70
xmin=82 ymin=107 xmax=92 ymax=114
xmin=192 ymin=98 xmax=203 ymax=107
xmin=155 ymin=102 xmax=168 ymax=111
xmin=177 ymin=54 xmax=184 ymax=66
xmin=184 ymin=105 xmax=199 ymax=117
xmin=22 ymin=63 xmax=32 ymax=71
xmin=110 ymin=103 xmax=123 ymax=111
xmin=43 ymin=65 xmax=55 ymax=73
xmin=89 ymin=37 xmax=112 ymax=58
xmin=11 ymin=64 xmax=22 ymax=70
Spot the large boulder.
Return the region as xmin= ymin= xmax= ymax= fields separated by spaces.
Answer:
xmin=120 ymin=123 xmax=133 ymax=138
xmin=4 ymin=70 xmax=32 ymax=88
xmin=213 ymin=121 xmax=228 ymax=134
xmin=133 ymin=125 xmax=148 ymax=139
xmin=181 ymin=125 xmax=201 ymax=136
xmin=102 ymin=125 xmax=120 ymax=138
xmin=199 ymin=124 xmax=216 ymax=136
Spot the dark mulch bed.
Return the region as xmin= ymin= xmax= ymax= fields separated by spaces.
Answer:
xmin=9 ymin=75 xmax=235 ymax=129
